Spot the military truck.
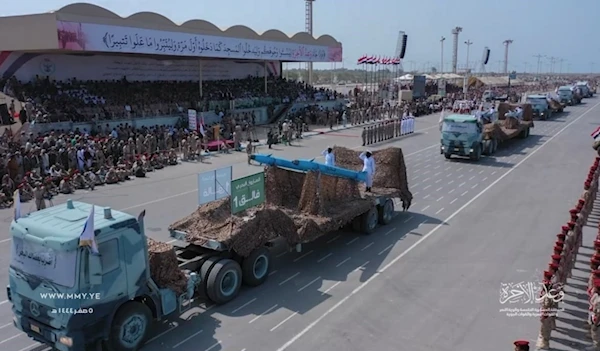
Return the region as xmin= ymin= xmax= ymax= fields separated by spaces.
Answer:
xmin=480 ymin=102 xmax=534 ymax=155
xmin=440 ymin=114 xmax=484 ymax=161
xmin=8 ymin=150 xmax=412 ymax=351
xmin=557 ymin=85 xmax=581 ymax=105
xmin=526 ymin=94 xmax=552 ymax=120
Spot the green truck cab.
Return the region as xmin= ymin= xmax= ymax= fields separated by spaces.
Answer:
xmin=440 ymin=114 xmax=483 ymax=161
xmin=526 ymin=94 xmax=551 ymax=120
xmin=8 ymin=200 xmax=202 ymax=351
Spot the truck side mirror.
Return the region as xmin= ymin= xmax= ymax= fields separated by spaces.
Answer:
xmin=88 ymin=254 xmax=102 ymax=286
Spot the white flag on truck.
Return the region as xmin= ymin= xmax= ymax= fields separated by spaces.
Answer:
xmin=79 ymin=205 xmax=99 ymax=254
xmin=13 ymin=190 xmax=21 ymax=221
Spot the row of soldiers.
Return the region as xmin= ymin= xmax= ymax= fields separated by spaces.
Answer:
xmin=347 ymin=104 xmax=406 ymax=125
xmin=535 ymin=156 xmax=599 ymax=350
xmin=361 ymin=116 xmax=415 ymax=146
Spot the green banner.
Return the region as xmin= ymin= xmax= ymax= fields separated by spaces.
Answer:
xmin=231 ymin=172 xmax=265 ymax=214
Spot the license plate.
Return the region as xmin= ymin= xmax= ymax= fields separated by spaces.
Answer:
xmin=30 ymin=324 xmax=40 ymax=333
xmin=454 ymin=148 xmax=460 ymax=151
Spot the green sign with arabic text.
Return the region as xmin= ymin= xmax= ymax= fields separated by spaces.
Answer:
xmin=231 ymin=172 xmax=265 ymax=214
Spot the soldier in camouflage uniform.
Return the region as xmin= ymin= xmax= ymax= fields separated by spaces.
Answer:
xmin=361 ymin=128 xmax=367 ymax=146
xmin=591 ymin=280 xmax=600 ymax=349
xmin=536 ymin=273 xmax=555 ymax=349
xmin=377 ymin=124 xmax=383 ymax=142
xmin=368 ymin=126 xmax=374 ymax=145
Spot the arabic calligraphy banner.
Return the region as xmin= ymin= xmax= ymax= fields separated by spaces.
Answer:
xmin=198 ymin=167 xmax=232 ymax=205
xmin=0 ymin=52 xmax=281 ymax=82
xmin=56 ymin=21 xmax=342 ymax=62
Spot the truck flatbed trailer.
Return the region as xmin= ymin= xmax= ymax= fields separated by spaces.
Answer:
xmin=480 ymin=102 xmax=534 ymax=155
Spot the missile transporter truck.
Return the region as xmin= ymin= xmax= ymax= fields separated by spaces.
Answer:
xmin=9 ymin=148 xmax=412 ymax=351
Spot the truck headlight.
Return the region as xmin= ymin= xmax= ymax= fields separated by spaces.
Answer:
xmin=59 ymin=336 xmax=73 ymax=347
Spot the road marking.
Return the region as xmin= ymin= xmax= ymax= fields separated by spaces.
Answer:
xmin=361 ymin=242 xmax=374 ymax=251
xmin=231 ymin=298 xmax=257 ymax=313
xmin=471 ymin=184 xmax=478 ymax=189
xmin=435 ymin=179 xmax=441 ymax=184
xmin=0 ymin=238 xmax=10 ymax=244
xmin=269 ymin=270 xmax=278 ymax=276
xmin=459 ymin=182 xmax=465 ymax=187
xmin=479 ymin=170 xmax=484 ymax=174
xmin=204 ymin=341 xmax=221 ymax=351
xmin=317 ymin=253 xmax=333 ymax=263
xmin=146 ymin=325 xmax=178 ymax=344
xmin=298 ymin=277 xmax=321 ymax=292
xmin=352 ymin=261 xmax=370 ymax=272
xmin=456 ymin=167 xmax=463 ymax=171
xmin=274 ymin=99 xmax=600 ymax=351
xmin=421 ymin=205 xmax=430 ymax=211
xmin=448 ymin=180 xmax=454 ymax=184
xmin=461 ymin=191 xmax=469 ymax=196
xmin=434 ymin=172 xmax=441 ymax=176
xmin=422 ymin=185 xmax=431 ymax=190
xmin=379 ymin=244 xmax=394 ymax=255
xmin=435 ymin=208 xmax=444 ymax=215
xmin=16 ymin=344 xmax=42 ymax=351
xmin=450 ymin=198 xmax=458 ymax=204
xmin=293 ymin=250 xmax=314 ymax=262
xmin=403 ymin=216 xmax=414 ymax=223
xmin=346 ymin=237 xmax=359 ymax=245
xmin=172 ymin=330 xmax=203 ymax=348
xmin=321 ymin=281 xmax=341 ymax=295
xmin=276 ymin=251 xmax=287 ymax=258
xmin=468 ymin=176 xmax=475 ymax=181
xmin=271 ymin=312 xmax=299 ymax=332
xmin=482 ymin=177 xmax=488 ymax=182
xmin=249 ymin=304 xmax=279 ymax=323
xmin=448 ymin=189 xmax=455 ymax=194
xmin=422 ymin=195 xmax=429 ymax=199
xmin=384 ymin=228 xmax=396 ymax=236
xmin=0 ymin=323 xmax=11 ymax=329
xmin=491 ymin=171 xmax=497 ymax=175
xmin=326 ymin=235 xmax=341 ymax=244
xmin=279 ymin=273 xmax=300 ymax=286
xmin=336 ymin=257 xmax=351 ymax=267
xmin=436 ymin=196 xmax=443 ymax=201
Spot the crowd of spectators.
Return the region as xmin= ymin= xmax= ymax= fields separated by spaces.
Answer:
xmin=0 ymin=76 xmax=334 ymax=124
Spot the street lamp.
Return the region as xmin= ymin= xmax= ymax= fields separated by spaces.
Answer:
xmin=464 ymin=40 xmax=473 ymax=70
xmin=440 ymin=36 xmax=446 ymax=73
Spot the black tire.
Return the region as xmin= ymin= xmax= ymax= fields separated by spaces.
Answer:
xmin=361 ymin=207 xmax=379 ymax=235
xmin=378 ymin=199 xmax=395 ymax=225
xmin=492 ymin=139 xmax=498 ymax=154
xmin=107 ymin=302 xmax=151 ymax=351
xmin=206 ymin=258 xmax=242 ymax=304
xmin=200 ymin=256 xmax=221 ymax=296
xmin=470 ymin=144 xmax=481 ymax=161
xmin=242 ymin=247 xmax=271 ymax=287
xmin=444 ymin=153 xmax=452 ymax=160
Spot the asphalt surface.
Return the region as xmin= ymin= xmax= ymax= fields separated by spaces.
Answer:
xmin=0 ymin=100 xmax=598 ymax=351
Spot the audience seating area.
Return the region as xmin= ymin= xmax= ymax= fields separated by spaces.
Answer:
xmin=1 ymin=76 xmax=333 ymax=124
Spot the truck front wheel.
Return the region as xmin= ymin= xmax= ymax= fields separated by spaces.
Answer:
xmin=206 ymin=259 xmax=242 ymax=304
xmin=378 ymin=199 xmax=394 ymax=225
xmin=242 ymin=247 xmax=271 ymax=287
xmin=107 ymin=302 xmax=151 ymax=351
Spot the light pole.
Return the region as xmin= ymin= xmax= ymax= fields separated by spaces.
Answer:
xmin=464 ymin=40 xmax=473 ymax=70
xmin=503 ymin=39 xmax=513 ymax=74
xmin=440 ymin=36 xmax=445 ymax=73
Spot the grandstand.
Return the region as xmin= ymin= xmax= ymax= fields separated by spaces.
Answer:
xmin=0 ymin=3 xmax=343 ymax=134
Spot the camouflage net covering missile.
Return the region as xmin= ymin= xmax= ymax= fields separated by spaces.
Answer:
xmin=167 ymin=146 xmax=412 ymax=261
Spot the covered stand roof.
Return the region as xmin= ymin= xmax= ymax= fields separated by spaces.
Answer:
xmin=0 ymin=3 xmax=342 ymax=56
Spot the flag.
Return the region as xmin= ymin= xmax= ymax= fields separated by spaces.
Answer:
xmin=374 ymin=56 xmax=381 ymax=65
xmin=79 ymin=205 xmax=99 ymax=254
xmin=357 ymin=55 xmax=368 ymax=64
xmin=366 ymin=56 xmax=375 ymax=64
xmin=13 ymin=190 xmax=21 ymax=221
xmin=592 ymin=126 xmax=600 ymax=140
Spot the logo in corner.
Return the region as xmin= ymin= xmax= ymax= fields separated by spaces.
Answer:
xmin=39 ymin=58 xmax=56 ymax=75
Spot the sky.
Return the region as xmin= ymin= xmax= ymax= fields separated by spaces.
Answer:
xmin=3 ymin=0 xmax=600 ymax=73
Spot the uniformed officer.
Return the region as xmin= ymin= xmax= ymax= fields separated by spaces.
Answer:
xmin=590 ymin=280 xmax=600 ymax=348
xmin=514 ymin=339 xmax=530 ymax=351
xmin=361 ymin=128 xmax=367 ymax=146
xmin=377 ymin=123 xmax=383 ymax=142
xmin=371 ymin=125 xmax=378 ymax=144
xmin=536 ymin=275 xmax=554 ymax=349
xmin=386 ymin=121 xmax=392 ymax=140
xmin=367 ymin=126 xmax=373 ymax=145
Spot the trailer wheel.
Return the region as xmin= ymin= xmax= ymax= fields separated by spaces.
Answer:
xmin=107 ymin=301 xmax=151 ymax=351
xmin=470 ymin=144 xmax=481 ymax=161
xmin=200 ymin=256 xmax=221 ymax=296
xmin=242 ymin=247 xmax=271 ymax=287
xmin=444 ymin=153 xmax=452 ymax=160
xmin=378 ymin=199 xmax=394 ymax=225
xmin=361 ymin=207 xmax=379 ymax=235
xmin=206 ymin=258 xmax=242 ymax=304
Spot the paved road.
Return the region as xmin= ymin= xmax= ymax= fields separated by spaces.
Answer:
xmin=0 ymin=101 xmax=597 ymax=351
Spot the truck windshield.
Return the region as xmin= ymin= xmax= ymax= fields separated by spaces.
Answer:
xmin=527 ymin=98 xmax=547 ymax=105
xmin=442 ymin=121 xmax=478 ymax=134
xmin=10 ymin=237 xmax=78 ymax=288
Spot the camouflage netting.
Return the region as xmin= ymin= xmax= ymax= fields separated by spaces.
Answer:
xmin=170 ymin=148 xmax=413 ymax=255
xmin=147 ymin=238 xmax=187 ymax=294
xmin=333 ymin=146 xmax=413 ymax=209
xmin=168 ymin=198 xmax=298 ymax=257
xmin=548 ymin=99 xmax=562 ymax=110
xmin=497 ymin=102 xmax=533 ymax=122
